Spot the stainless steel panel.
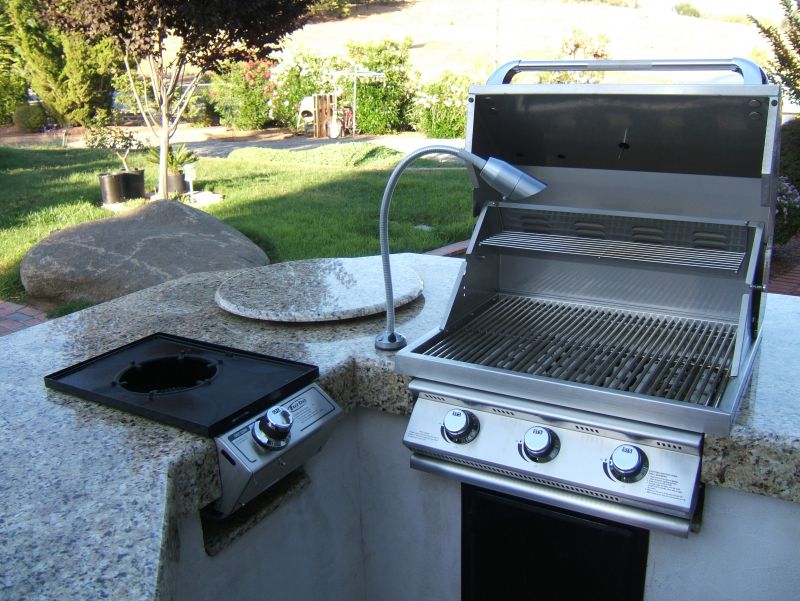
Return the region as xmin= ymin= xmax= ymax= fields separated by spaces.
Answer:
xmin=409 ymin=454 xmax=692 ymax=537
xmin=469 ymin=91 xmax=777 ymax=178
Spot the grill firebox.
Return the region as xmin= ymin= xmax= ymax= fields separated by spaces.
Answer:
xmin=417 ymin=295 xmax=736 ymax=407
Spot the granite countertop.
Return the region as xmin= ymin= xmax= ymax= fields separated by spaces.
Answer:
xmin=1 ymin=253 xmax=799 ymax=600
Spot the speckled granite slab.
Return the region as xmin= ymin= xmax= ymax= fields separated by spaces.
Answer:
xmin=215 ymin=256 xmax=423 ymax=322
xmin=2 ymin=253 xmax=800 ymax=601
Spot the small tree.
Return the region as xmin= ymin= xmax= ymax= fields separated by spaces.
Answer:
xmin=40 ymin=0 xmax=317 ymax=198
xmin=751 ymin=0 xmax=800 ymax=105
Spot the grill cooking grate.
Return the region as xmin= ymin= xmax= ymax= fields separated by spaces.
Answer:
xmin=419 ymin=295 xmax=736 ymax=407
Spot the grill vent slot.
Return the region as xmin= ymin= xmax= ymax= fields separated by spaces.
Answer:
xmin=422 ymin=394 xmax=448 ymax=403
xmin=656 ymin=441 xmax=686 ymax=451
xmin=575 ymin=425 xmax=601 ymax=434
xmin=490 ymin=407 xmax=516 ymax=416
xmin=632 ymin=226 xmax=665 ymax=244
xmin=574 ymin=221 xmax=606 ymax=238
xmin=424 ymin=451 xmax=621 ymax=502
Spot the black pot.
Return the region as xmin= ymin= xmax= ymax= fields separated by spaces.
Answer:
xmin=166 ymin=173 xmax=187 ymax=195
xmin=122 ymin=169 xmax=145 ymax=200
xmin=98 ymin=172 xmax=125 ymax=205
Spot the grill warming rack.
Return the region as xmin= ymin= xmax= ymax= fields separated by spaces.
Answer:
xmin=480 ymin=232 xmax=746 ymax=271
xmin=417 ymin=295 xmax=737 ymax=408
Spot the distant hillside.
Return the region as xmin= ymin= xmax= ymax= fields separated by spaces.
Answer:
xmin=286 ymin=0 xmax=775 ymax=83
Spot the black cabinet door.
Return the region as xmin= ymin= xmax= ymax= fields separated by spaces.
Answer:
xmin=462 ymin=484 xmax=649 ymax=601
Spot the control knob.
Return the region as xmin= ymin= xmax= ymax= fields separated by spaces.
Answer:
xmin=253 ymin=405 xmax=293 ymax=450
xmin=609 ymin=444 xmax=648 ymax=482
xmin=442 ymin=408 xmax=479 ymax=444
xmin=522 ymin=426 xmax=559 ymax=462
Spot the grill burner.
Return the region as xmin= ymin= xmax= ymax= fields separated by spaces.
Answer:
xmin=118 ymin=356 xmax=219 ymax=394
xmin=419 ymin=295 xmax=736 ymax=407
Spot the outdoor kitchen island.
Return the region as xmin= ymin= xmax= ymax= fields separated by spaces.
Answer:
xmin=1 ymin=253 xmax=799 ymax=601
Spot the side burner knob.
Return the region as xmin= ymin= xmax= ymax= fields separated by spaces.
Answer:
xmin=442 ymin=408 xmax=479 ymax=444
xmin=253 ymin=405 xmax=294 ymax=450
xmin=523 ymin=426 xmax=559 ymax=462
xmin=609 ymin=444 xmax=648 ymax=482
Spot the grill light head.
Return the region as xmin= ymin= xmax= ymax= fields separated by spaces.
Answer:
xmin=375 ymin=145 xmax=547 ymax=351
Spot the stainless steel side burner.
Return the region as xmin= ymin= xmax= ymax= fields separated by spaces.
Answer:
xmin=45 ymin=333 xmax=343 ymax=517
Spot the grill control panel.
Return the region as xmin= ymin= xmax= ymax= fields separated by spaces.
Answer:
xmin=404 ymin=392 xmax=702 ymax=519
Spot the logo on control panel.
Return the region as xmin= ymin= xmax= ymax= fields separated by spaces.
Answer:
xmin=289 ymin=398 xmax=307 ymax=412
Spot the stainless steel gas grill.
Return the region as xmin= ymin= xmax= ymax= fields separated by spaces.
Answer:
xmin=397 ymin=59 xmax=781 ymax=536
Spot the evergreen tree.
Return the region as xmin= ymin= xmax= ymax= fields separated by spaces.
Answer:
xmin=0 ymin=0 xmax=27 ymax=124
xmin=751 ymin=0 xmax=800 ymax=104
xmin=8 ymin=0 xmax=118 ymax=126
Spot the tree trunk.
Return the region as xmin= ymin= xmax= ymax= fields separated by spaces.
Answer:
xmin=158 ymin=99 xmax=170 ymax=199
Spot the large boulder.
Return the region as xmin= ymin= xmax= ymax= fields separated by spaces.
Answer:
xmin=20 ymin=200 xmax=269 ymax=304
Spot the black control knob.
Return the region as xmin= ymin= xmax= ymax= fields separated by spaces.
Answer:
xmin=523 ymin=426 xmax=559 ymax=462
xmin=253 ymin=405 xmax=293 ymax=450
xmin=609 ymin=444 xmax=648 ymax=482
xmin=442 ymin=408 xmax=479 ymax=444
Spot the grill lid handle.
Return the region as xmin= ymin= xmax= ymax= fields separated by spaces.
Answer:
xmin=486 ymin=58 xmax=767 ymax=86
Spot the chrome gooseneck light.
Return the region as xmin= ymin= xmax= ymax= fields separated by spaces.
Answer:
xmin=375 ymin=145 xmax=547 ymax=351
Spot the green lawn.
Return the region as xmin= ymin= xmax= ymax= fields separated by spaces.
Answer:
xmin=0 ymin=142 xmax=475 ymax=303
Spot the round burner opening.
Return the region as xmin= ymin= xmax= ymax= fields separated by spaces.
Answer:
xmin=118 ymin=355 xmax=218 ymax=394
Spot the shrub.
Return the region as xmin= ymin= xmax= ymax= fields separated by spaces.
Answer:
xmin=775 ymin=176 xmax=800 ymax=245
xmin=0 ymin=72 xmax=27 ymax=125
xmin=674 ymin=3 xmax=701 ymax=18
xmin=345 ymin=39 xmax=414 ymax=134
xmin=184 ymin=88 xmax=220 ymax=127
xmin=209 ymin=58 xmax=278 ymax=130
xmin=13 ymin=103 xmax=47 ymax=131
xmin=411 ymin=72 xmax=471 ymax=138
xmin=84 ymin=124 xmax=144 ymax=171
xmin=263 ymin=51 xmax=342 ymax=129
xmin=780 ymin=118 xmax=800 ymax=191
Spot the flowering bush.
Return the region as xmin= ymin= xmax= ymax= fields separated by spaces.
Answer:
xmin=411 ymin=72 xmax=471 ymax=138
xmin=209 ymin=58 xmax=278 ymax=130
xmin=775 ymin=176 xmax=800 ymax=245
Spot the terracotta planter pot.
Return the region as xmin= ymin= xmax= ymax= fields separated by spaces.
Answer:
xmin=98 ymin=172 xmax=125 ymax=205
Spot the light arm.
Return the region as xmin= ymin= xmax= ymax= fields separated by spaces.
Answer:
xmin=375 ymin=145 xmax=547 ymax=351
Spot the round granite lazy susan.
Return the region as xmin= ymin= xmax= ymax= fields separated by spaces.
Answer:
xmin=215 ymin=256 xmax=424 ymax=322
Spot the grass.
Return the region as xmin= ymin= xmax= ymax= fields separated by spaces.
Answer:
xmin=0 ymin=142 xmax=475 ymax=304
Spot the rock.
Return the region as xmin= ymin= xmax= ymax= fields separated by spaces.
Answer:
xmin=20 ymin=200 xmax=269 ymax=304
